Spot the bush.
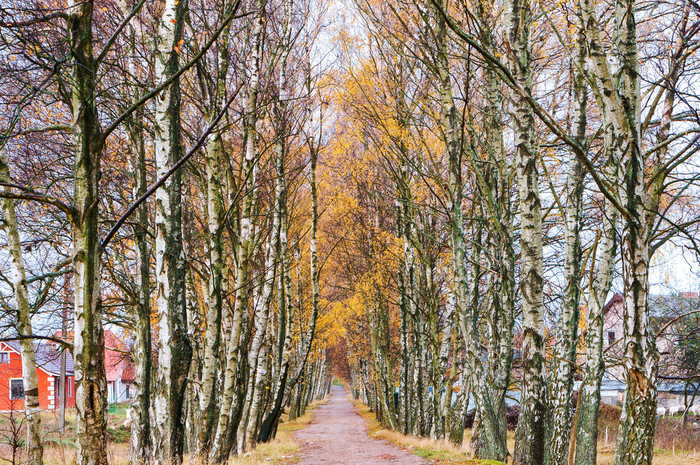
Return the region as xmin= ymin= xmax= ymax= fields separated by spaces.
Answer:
xmin=464 ymin=406 xmax=520 ymax=430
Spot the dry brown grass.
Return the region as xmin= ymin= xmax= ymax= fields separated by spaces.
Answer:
xmin=0 ymin=400 xmax=326 ymax=465
xmin=38 ymin=442 xmax=131 ymax=465
xmin=0 ymin=404 xmax=132 ymax=465
xmin=349 ymin=399 xmax=700 ymax=465
xmin=4 ymin=398 xmax=698 ymax=464
xmin=351 ymin=397 xmax=506 ymax=464
xmin=595 ymin=405 xmax=700 ymax=464
xmin=596 ymin=449 xmax=700 ymax=465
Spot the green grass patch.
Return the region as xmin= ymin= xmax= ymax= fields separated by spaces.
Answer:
xmin=107 ymin=425 xmax=130 ymax=443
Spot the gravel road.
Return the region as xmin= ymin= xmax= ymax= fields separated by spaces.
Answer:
xmin=295 ymin=385 xmax=427 ymax=464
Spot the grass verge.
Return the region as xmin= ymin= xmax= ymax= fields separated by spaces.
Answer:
xmin=350 ymin=399 xmax=700 ymax=465
xmin=0 ymin=400 xmax=325 ymax=465
xmin=220 ymin=399 xmax=327 ymax=465
xmin=350 ymin=397 xmax=505 ymax=465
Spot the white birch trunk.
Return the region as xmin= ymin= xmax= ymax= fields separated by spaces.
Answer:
xmin=574 ymin=202 xmax=618 ymax=464
xmin=238 ymin=140 xmax=285 ymax=452
xmin=152 ymin=0 xmax=192 ymax=462
xmin=578 ymin=0 xmax=658 ymax=461
xmin=209 ymin=3 xmax=266 ymax=461
xmin=545 ymin=31 xmax=586 ymax=465
xmin=113 ymin=2 xmax=153 ymax=458
xmin=505 ymin=0 xmax=548 ymax=461
xmin=0 ymin=152 xmax=43 ymax=465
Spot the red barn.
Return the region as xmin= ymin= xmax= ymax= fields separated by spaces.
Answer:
xmin=0 ymin=340 xmax=75 ymax=411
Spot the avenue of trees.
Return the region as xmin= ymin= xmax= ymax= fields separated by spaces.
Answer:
xmin=1 ymin=0 xmax=700 ymax=465
xmin=1 ymin=0 xmax=331 ymax=464
xmin=324 ymin=1 xmax=700 ymax=465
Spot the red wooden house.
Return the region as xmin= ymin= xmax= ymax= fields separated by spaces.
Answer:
xmin=0 ymin=340 xmax=75 ymax=412
xmin=104 ymin=330 xmax=135 ymax=404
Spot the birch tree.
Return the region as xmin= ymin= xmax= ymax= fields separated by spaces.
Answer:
xmin=195 ymin=1 xmax=235 ymax=456
xmin=0 ymin=152 xmax=43 ymax=465
xmin=545 ymin=28 xmax=586 ymax=465
xmin=505 ymin=0 xmax=548 ymax=461
xmin=578 ymin=0 xmax=657 ymax=461
xmin=67 ymin=2 xmax=109 ymax=462
xmin=429 ymin=1 xmax=509 ymax=456
xmin=210 ymin=2 xmax=266 ymax=461
xmin=152 ymin=0 xmax=192 ymax=462
xmin=112 ymin=2 xmax=153 ymax=459
xmin=471 ymin=0 xmax=516 ymax=451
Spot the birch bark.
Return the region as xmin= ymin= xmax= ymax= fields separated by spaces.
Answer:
xmin=67 ymin=2 xmax=109 ymax=462
xmin=128 ymin=108 xmax=153 ymax=464
xmin=506 ymin=0 xmax=548 ymax=461
xmin=113 ymin=3 xmax=153 ymax=458
xmin=472 ymin=0 xmax=516 ymax=448
xmin=244 ymin=4 xmax=293 ymax=446
xmin=446 ymin=64 xmax=508 ymax=460
xmin=210 ymin=3 xmax=266 ymax=460
xmin=545 ymin=31 xmax=586 ymax=465
xmin=429 ymin=7 xmax=458 ymax=439
xmin=578 ymin=0 xmax=658 ymax=461
xmin=575 ymin=193 xmax=618 ymax=464
xmin=238 ymin=121 xmax=286 ymax=453
xmin=196 ymin=8 xmax=232 ymax=452
xmin=152 ymin=0 xmax=192 ymax=462
xmin=0 ymin=152 xmax=43 ymax=465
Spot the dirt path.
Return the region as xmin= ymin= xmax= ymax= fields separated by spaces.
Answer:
xmin=294 ymin=385 xmax=427 ymax=464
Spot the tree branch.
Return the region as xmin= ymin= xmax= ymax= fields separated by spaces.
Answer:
xmin=0 ymin=183 xmax=77 ymax=221
xmin=431 ymin=0 xmax=632 ymax=221
xmin=95 ymin=0 xmax=147 ymax=65
xmin=101 ymin=81 xmax=243 ymax=250
xmin=0 ymin=11 xmax=68 ymax=27
xmin=99 ymin=0 xmax=245 ymax=142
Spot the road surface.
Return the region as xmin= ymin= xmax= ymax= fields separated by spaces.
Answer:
xmin=295 ymin=385 xmax=426 ymax=464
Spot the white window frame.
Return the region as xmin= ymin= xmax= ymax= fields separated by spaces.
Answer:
xmin=0 ymin=352 xmax=10 ymax=364
xmin=66 ymin=377 xmax=72 ymax=398
xmin=9 ymin=378 xmax=24 ymax=400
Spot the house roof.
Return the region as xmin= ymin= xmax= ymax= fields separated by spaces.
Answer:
xmin=2 ymin=329 xmax=135 ymax=382
xmin=594 ymin=379 xmax=700 ymax=394
xmin=104 ymin=330 xmax=134 ymax=383
xmin=579 ymin=293 xmax=623 ymax=340
xmin=603 ymin=293 xmax=624 ymax=316
xmin=657 ymin=382 xmax=700 ymax=394
xmin=50 ymin=329 xmax=133 ymax=382
xmin=4 ymin=340 xmax=74 ymax=376
xmin=599 ymin=379 xmax=626 ymax=392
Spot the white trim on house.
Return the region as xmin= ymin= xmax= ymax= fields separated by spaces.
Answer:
xmin=0 ymin=342 xmax=19 ymax=355
xmin=0 ymin=341 xmax=73 ymax=377
xmin=107 ymin=379 xmax=133 ymax=404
